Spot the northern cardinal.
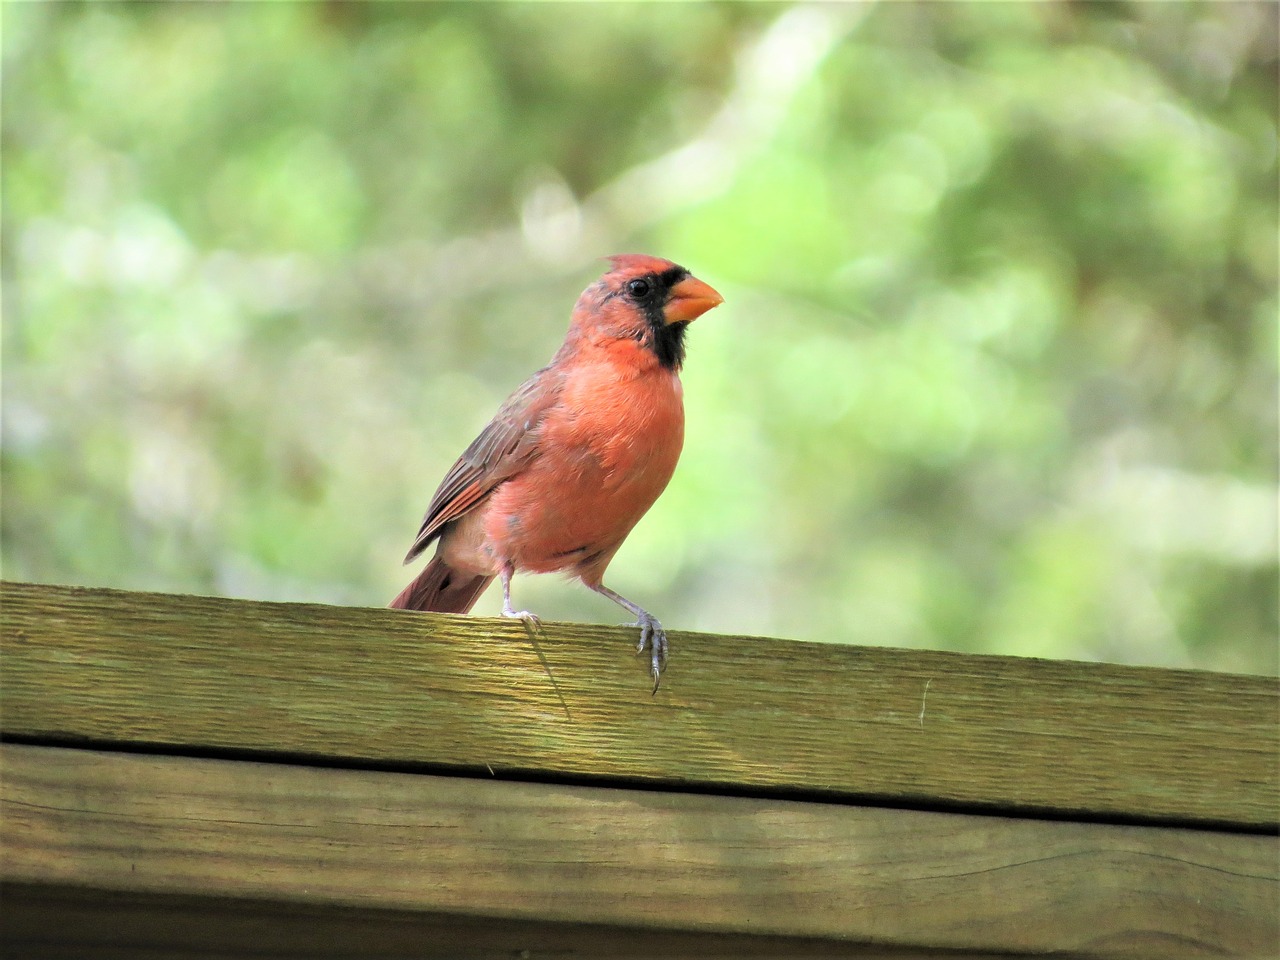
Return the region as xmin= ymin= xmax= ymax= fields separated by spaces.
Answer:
xmin=390 ymin=255 xmax=723 ymax=690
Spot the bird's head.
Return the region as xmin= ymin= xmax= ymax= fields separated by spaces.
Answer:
xmin=572 ymin=254 xmax=724 ymax=370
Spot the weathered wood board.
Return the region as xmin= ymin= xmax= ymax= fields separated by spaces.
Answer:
xmin=3 ymin=744 xmax=1276 ymax=959
xmin=2 ymin=581 xmax=1275 ymax=828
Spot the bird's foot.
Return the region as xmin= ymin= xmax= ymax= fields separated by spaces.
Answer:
xmin=628 ymin=613 xmax=667 ymax=693
xmin=502 ymin=605 xmax=541 ymax=628
xmin=498 ymin=566 xmax=539 ymax=628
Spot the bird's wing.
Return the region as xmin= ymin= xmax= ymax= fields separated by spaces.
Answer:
xmin=403 ymin=369 xmax=561 ymax=564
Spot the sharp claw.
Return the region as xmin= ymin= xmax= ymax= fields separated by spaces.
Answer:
xmin=591 ymin=585 xmax=670 ymax=692
xmin=629 ymin=615 xmax=667 ymax=693
xmin=502 ymin=608 xmax=541 ymax=627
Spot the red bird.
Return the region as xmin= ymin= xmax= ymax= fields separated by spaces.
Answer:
xmin=390 ymin=255 xmax=723 ymax=689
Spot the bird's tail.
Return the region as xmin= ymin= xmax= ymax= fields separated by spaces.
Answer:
xmin=389 ymin=554 xmax=493 ymax=613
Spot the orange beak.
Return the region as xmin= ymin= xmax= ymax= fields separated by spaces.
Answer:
xmin=663 ymin=275 xmax=724 ymax=323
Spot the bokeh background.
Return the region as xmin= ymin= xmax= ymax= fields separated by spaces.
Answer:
xmin=4 ymin=1 xmax=1276 ymax=674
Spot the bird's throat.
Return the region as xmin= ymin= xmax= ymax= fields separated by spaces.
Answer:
xmin=649 ymin=320 xmax=689 ymax=370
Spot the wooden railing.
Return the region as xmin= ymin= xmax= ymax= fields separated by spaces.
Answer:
xmin=2 ymin=580 xmax=1276 ymax=958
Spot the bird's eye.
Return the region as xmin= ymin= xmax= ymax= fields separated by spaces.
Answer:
xmin=626 ymin=278 xmax=651 ymax=299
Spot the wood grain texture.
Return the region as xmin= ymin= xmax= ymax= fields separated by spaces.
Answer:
xmin=2 ymin=581 xmax=1276 ymax=828
xmin=0 ymin=887 xmax=970 ymax=960
xmin=3 ymin=744 xmax=1276 ymax=959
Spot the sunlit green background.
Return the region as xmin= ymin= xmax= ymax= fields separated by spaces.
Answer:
xmin=4 ymin=1 xmax=1276 ymax=674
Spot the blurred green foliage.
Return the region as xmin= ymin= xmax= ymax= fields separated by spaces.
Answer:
xmin=4 ymin=1 xmax=1276 ymax=674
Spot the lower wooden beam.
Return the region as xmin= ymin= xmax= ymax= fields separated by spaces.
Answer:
xmin=0 ymin=886 xmax=913 ymax=960
xmin=2 ymin=745 xmax=1275 ymax=958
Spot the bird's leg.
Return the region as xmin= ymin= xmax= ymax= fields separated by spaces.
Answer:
xmin=588 ymin=583 xmax=667 ymax=692
xmin=499 ymin=564 xmax=540 ymax=627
